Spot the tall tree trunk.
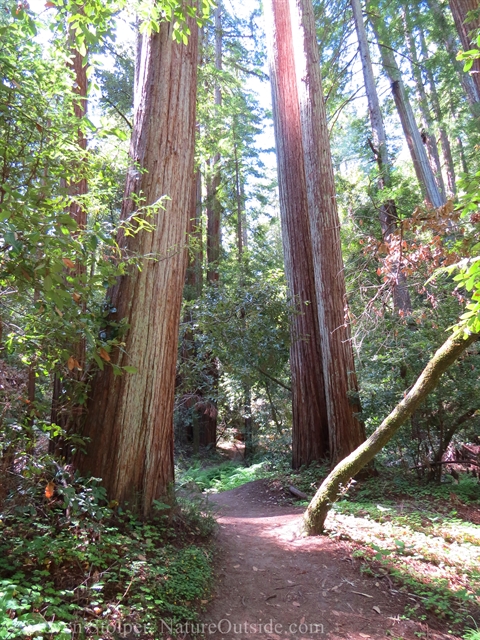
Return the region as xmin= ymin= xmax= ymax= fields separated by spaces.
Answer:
xmin=265 ymin=0 xmax=330 ymax=468
xmin=449 ymin=0 xmax=480 ymax=101
xmin=206 ymin=4 xmax=223 ymax=285
xmin=426 ymin=0 xmax=480 ymax=111
xmin=185 ymin=171 xmax=203 ymax=300
xmin=50 ymin=28 xmax=88 ymax=454
xmin=303 ymin=330 xmax=479 ymax=534
xmin=351 ymin=0 xmax=411 ymax=314
xmin=418 ymin=26 xmax=457 ymax=195
xmin=267 ymin=0 xmax=365 ymax=465
xmin=370 ymin=14 xmax=446 ymax=209
xmin=457 ymin=135 xmax=469 ymax=173
xmin=76 ymin=19 xmax=199 ymax=516
xmin=402 ymin=7 xmax=446 ymax=200
xmin=233 ymin=139 xmax=246 ymax=261
xmin=202 ymin=5 xmax=224 ymax=446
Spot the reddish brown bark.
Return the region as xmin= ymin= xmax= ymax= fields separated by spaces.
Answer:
xmin=427 ymin=0 xmax=480 ymax=110
xmin=266 ymin=0 xmax=329 ymax=468
xmin=449 ymin=0 xmax=480 ymax=101
xmin=77 ymin=19 xmax=199 ymax=516
xmin=266 ymin=0 xmax=365 ymax=467
xmin=289 ymin=0 xmax=365 ymax=463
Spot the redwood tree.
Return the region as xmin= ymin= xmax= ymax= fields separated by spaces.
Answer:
xmin=351 ymin=0 xmax=412 ymax=314
xmin=77 ymin=17 xmax=199 ymax=516
xmin=265 ymin=0 xmax=329 ymax=468
xmin=449 ymin=0 xmax=480 ymax=101
xmin=265 ymin=0 xmax=365 ymax=465
xmin=370 ymin=11 xmax=446 ymax=209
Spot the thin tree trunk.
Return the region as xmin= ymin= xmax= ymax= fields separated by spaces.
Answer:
xmin=426 ymin=0 xmax=480 ymax=110
xmin=51 ymin=26 xmax=88 ymax=455
xmin=457 ymin=135 xmax=469 ymax=173
xmin=185 ymin=171 xmax=203 ymax=299
xmin=265 ymin=0 xmax=330 ymax=468
xmin=449 ymin=0 xmax=480 ymax=102
xmin=206 ymin=4 xmax=223 ymax=285
xmin=288 ymin=0 xmax=366 ymax=463
xmin=76 ymin=18 xmax=199 ymax=516
xmin=351 ymin=0 xmax=412 ymax=314
xmin=370 ymin=13 xmax=446 ymax=209
xmin=418 ymin=26 xmax=457 ymax=195
xmin=243 ymin=385 xmax=254 ymax=460
xmin=202 ymin=5 xmax=223 ymax=446
xmin=402 ymin=7 xmax=446 ymax=199
xmin=303 ymin=330 xmax=479 ymax=534
xmin=234 ymin=139 xmax=245 ymax=261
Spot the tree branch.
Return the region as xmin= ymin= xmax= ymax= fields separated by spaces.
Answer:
xmin=256 ymin=366 xmax=292 ymax=392
xmin=303 ymin=330 xmax=480 ymax=534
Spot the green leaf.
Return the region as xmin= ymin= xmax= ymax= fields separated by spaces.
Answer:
xmin=123 ymin=366 xmax=138 ymax=374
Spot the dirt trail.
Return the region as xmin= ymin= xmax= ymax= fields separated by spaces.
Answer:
xmin=203 ymin=480 xmax=458 ymax=640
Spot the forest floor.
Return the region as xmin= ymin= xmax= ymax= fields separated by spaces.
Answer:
xmin=202 ymin=478 xmax=477 ymax=640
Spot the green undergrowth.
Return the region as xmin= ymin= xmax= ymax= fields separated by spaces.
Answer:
xmin=0 ymin=467 xmax=216 ymax=639
xmin=176 ymin=459 xmax=272 ymax=493
xmin=326 ymin=471 xmax=480 ymax=633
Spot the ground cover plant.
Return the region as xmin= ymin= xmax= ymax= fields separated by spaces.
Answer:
xmin=0 ymin=459 xmax=215 ymax=639
xmin=322 ymin=471 xmax=480 ymax=632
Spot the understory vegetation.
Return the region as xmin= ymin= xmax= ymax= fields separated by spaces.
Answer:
xmin=177 ymin=455 xmax=480 ymax=637
xmin=0 ymin=457 xmax=215 ymax=639
xmin=1 ymin=0 xmax=480 ymax=637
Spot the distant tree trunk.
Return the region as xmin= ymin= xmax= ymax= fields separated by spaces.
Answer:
xmin=351 ymin=0 xmax=411 ymax=314
xmin=233 ymin=138 xmax=246 ymax=261
xmin=457 ymin=135 xmax=470 ymax=174
xmin=426 ymin=0 xmax=480 ymax=111
xmin=182 ymin=171 xmax=204 ymax=452
xmin=76 ymin=19 xmax=199 ymax=516
xmin=50 ymin=29 xmax=88 ymax=453
xmin=449 ymin=0 xmax=480 ymax=101
xmin=265 ymin=0 xmax=330 ymax=468
xmin=418 ymin=26 xmax=456 ymax=195
xmin=206 ymin=4 xmax=223 ymax=285
xmin=202 ymin=4 xmax=224 ymax=448
xmin=403 ymin=7 xmax=446 ymax=199
xmin=243 ymin=386 xmax=255 ymax=460
xmin=371 ymin=14 xmax=446 ymax=209
xmin=303 ymin=330 xmax=479 ymax=534
xmin=185 ymin=171 xmax=203 ymax=300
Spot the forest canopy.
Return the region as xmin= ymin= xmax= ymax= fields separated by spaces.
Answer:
xmin=0 ymin=0 xmax=479 ymax=636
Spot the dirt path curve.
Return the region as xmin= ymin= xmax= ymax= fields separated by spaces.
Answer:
xmin=203 ymin=480 xmax=457 ymax=640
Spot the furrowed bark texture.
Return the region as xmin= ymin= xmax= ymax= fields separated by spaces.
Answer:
xmin=371 ymin=15 xmax=446 ymax=209
xmin=449 ymin=0 xmax=480 ymax=102
xmin=303 ymin=331 xmax=479 ymax=534
xmin=427 ymin=0 xmax=480 ymax=110
xmin=288 ymin=0 xmax=365 ymax=462
xmin=265 ymin=0 xmax=330 ymax=467
xmin=78 ymin=20 xmax=199 ymax=516
xmin=351 ymin=0 xmax=411 ymax=314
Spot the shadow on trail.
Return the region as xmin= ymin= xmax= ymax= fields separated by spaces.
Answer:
xmin=202 ymin=480 xmax=460 ymax=640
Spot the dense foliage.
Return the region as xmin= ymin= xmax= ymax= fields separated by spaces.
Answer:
xmin=0 ymin=0 xmax=479 ymax=636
